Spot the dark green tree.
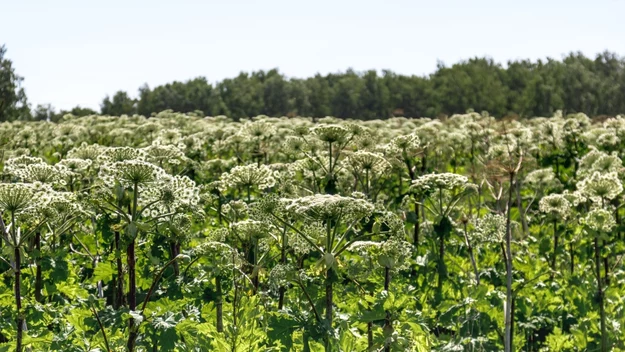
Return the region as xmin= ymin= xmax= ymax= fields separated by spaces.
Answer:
xmin=101 ymin=91 xmax=137 ymax=116
xmin=32 ymin=104 xmax=56 ymax=121
xmin=0 ymin=45 xmax=30 ymax=121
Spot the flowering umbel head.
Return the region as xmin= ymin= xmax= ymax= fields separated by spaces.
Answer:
xmin=471 ymin=213 xmax=507 ymax=244
xmin=99 ymin=160 xmax=166 ymax=188
xmin=582 ymin=208 xmax=616 ymax=234
xmin=411 ymin=173 xmax=471 ymax=196
xmin=0 ymin=183 xmax=37 ymax=214
xmin=539 ymin=194 xmax=571 ymax=220
xmin=285 ymin=194 xmax=375 ymax=224
xmin=219 ymin=163 xmax=276 ymax=192
xmin=577 ymin=171 xmax=623 ymax=202
xmin=311 ymin=124 xmax=351 ymax=144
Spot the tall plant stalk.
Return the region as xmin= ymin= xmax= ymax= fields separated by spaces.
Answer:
xmin=114 ymin=230 xmax=124 ymax=309
xmin=278 ymin=225 xmax=287 ymax=309
xmin=14 ymin=245 xmax=23 ymax=352
xmin=216 ymin=275 xmax=224 ymax=333
xmin=551 ymin=219 xmax=558 ymax=277
xmin=463 ymin=221 xmax=479 ymax=285
xmin=594 ymin=237 xmax=607 ymax=352
xmin=34 ymin=231 xmax=43 ymax=302
xmin=383 ymin=267 xmax=392 ymax=352
xmin=504 ymin=174 xmax=516 ymax=352
xmin=127 ymin=182 xmax=139 ymax=352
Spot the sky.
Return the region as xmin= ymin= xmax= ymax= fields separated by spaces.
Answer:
xmin=2 ymin=0 xmax=625 ymax=111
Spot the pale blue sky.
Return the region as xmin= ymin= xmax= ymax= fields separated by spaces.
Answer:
xmin=2 ymin=0 xmax=624 ymax=111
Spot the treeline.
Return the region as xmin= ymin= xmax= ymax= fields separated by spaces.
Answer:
xmin=100 ymin=51 xmax=625 ymax=119
xmin=2 ymin=44 xmax=625 ymax=121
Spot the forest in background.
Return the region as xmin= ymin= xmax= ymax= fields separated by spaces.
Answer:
xmin=2 ymin=45 xmax=625 ymax=121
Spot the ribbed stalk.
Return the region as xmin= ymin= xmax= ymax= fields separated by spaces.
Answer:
xmin=15 ymin=246 xmax=23 ymax=352
xmin=34 ymin=232 xmax=43 ymax=302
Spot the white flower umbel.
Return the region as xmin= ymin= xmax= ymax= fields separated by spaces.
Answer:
xmin=97 ymin=147 xmax=147 ymax=164
xmin=4 ymin=155 xmax=45 ymax=175
xmin=387 ymin=133 xmax=420 ymax=155
xmin=10 ymin=163 xmax=70 ymax=188
xmin=0 ymin=183 xmax=38 ymax=216
xmin=57 ymin=158 xmax=93 ymax=174
xmin=311 ymin=124 xmax=351 ymax=144
xmin=411 ymin=173 xmax=475 ymax=218
xmin=99 ymin=159 xmax=166 ymax=190
xmin=525 ymin=168 xmax=561 ymax=191
xmin=142 ymin=143 xmax=188 ymax=170
xmin=66 ymin=142 xmax=104 ymax=161
xmin=344 ymin=151 xmax=391 ymax=196
xmin=577 ymin=171 xmax=623 ymax=203
xmin=539 ymin=194 xmax=571 ymax=220
xmin=582 ymin=208 xmax=616 ymax=233
xmin=219 ymin=163 xmax=276 ymax=200
xmin=286 ymin=194 xmax=375 ymax=225
xmin=472 ymin=213 xmax=507 ymax=244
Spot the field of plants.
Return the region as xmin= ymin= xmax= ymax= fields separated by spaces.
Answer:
xmin=0 ymin=111 xmax=624 ymax=351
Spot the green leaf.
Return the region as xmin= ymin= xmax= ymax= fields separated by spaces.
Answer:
xmin=91 ymin=262 xmax=115 ymax=283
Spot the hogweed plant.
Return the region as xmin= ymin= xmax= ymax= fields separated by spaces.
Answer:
xmin=582 ymin=208 xmax=616 ymax=352
xmin=410 ymin=172 xmax=475 ymax=296
xmin=3 ymin=113 xmax=625 ymax=351
xmin=539 ymin=194 xmax=572 ymax=277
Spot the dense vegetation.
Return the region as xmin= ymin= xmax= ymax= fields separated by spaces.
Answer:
xmin=2 ymin=44 xmax=625 ymax=121
xmin=0 ymin=111 xmax=624 ymax=351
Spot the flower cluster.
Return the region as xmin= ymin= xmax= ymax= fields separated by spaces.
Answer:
xmin=472 ymin=213 xmax=507 ymax=244
xmin=230 ymin=219 xmax=274 ymax=241
xmin=311 ymin=124 xmax=351 ymax=144
xmin=345 ymin=151 xmax=391 ymax=174
xmin=387 ymin=133 xmax=420 ymax=155
xmin=582 ymin=208 xmax=616 ymax=233
xmin=57 ymin=158 xmax=93 ymax=175
xmin=539 ymin=194 xmax=571 ymax=219
xmin=99 ymin=159 xmax=167 ymax=189
xmin=219 ymin=163 xmax=276 ymax=192
xmin=577 ymin=171 xmax=623 ymax=202
xmin=377 ymin=237 xmax=413 ymax=271
xmin=0 ymin=183 xmax=39 ymax=214
xmin=157 ymin=174 xmax=201 ymax=210
xmin=98 ymin=147 xmax=147 ymax=163
xmin=524 ymin=168 xmax=560 ymax=191
xmin=10 ymin=163 xmax=70 ymax=187
xmin=285 ymin=194 xmax=375 ymax=223
xmin=411 ymin=173 xmax=471 ymax=195
xmin=143 ymin=143 xmax=188 ymax=169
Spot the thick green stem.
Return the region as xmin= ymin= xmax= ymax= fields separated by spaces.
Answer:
xmin=15 ymin=246 xmax=23 ymax=352
xmin=126 ymin=238 xmax=137 ymax=352
xmin=504 ymin=174 xmax=515 ymax=352
xmin=216 ymin=275 xmax=223 ymax=333
xmin=170 ymin=241 xmax=180 ymax=277
xmin=516 ymin=178 xmax=528 ymax=236
xmin=278 ymin=226 xmax=287 ymax=309
xmin=463 ymin=222 xmax=479 ymax=285
xmin=325 ymin=268 xmax=333 ymax=350
xmin=569 ymin=241 xmax=574 ymax=274
xmin=34 ymin=232 xmax=43 ymax=302
xmin=127 ymin=182 xmax=139 ymax=351
xmin=252 ymin=238 xmax=259 ymax=294
xmin=413 ymin=202 xmax=420 ymax=251
xmin=436 ymin=219 xmax=447 ymax=293
xmin=90 ymin=303 xmax=111 ymax=352
xmin=383 ymin=266 xmax=392 ymax=352
xmin=551 ymin=219 xmax=558 ymax=277
xmin=595 ymin=237 xmax=607 ymax=352
xmin=114 ymin=231 xmax=124 ymax=309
